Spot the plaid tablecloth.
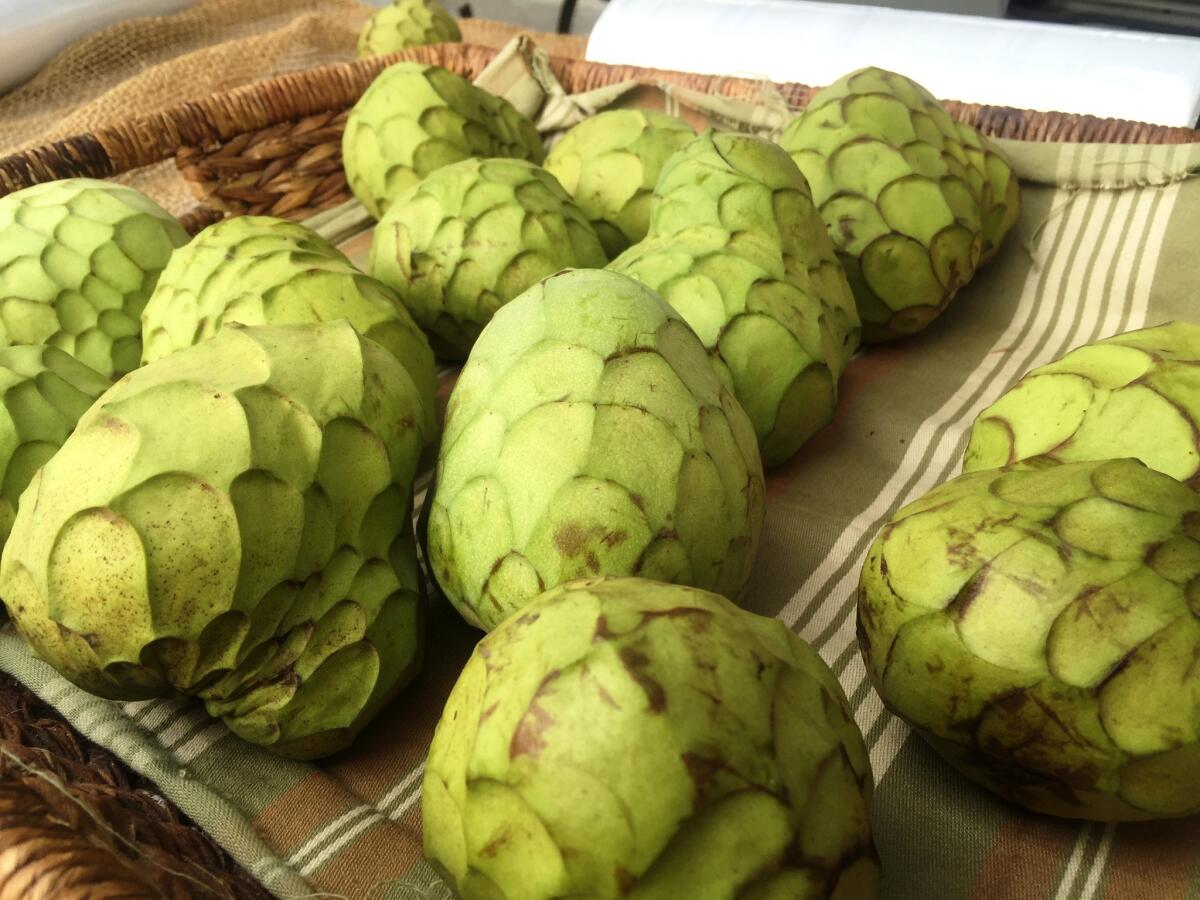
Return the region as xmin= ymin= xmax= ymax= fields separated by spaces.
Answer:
xmin=1 ymin=133 xmax=1199 ymax=899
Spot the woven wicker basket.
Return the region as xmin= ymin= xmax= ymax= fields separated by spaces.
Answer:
xmin=1 ymin=18 xmax=1198 ymax=899
xmin=1 ymin=17 xmax=1197 ymax=233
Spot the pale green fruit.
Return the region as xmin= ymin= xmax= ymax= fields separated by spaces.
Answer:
xmin=779 ymin=68 xmax=1017 ymax=341
xmin=369 ymin=158 xmax=607 ymax=359
xmin=427 ymin=269 xmax=765 ymax=632
xmin=0 ymin=178 xmax=188 ymax=377
xmin=859 ymin=457 xmax=1200 ymax=820
xmin=140 ymin=215 xmax=437 ymax=436
xmin=611 ymin=132 xmax=859 ymax=467
xmin=343 ymin=62 xmax=545 ymax=218
xmin=357 ymin=0 xmax=461 ymax=57
xmin=424 ymin=576 xmax=880 ymax=900
xmin=543 ymin=109 xmax=696 ymax=257
xmin=954 ymin=122 xmax=1020 ymax=265
xmin=0 ymin=345 xmax=110 ymax=550
xmin=965 ymin=322 xmax=1200 ymax=482
xmin=1 ymin=321 xmax=429 ymax=759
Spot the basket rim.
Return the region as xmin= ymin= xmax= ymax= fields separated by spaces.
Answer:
xmin=1 ymin=34 xmax=1197 ymax=196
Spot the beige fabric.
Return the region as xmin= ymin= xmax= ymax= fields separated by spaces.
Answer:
xmin=0 ymin=0 xmax=371 ymax=157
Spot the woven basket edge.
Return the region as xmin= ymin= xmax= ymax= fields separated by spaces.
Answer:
xmin=1 ymin=35 xmax=1197 ymax=196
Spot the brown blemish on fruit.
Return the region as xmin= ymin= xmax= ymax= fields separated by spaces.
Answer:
xmin=682 ymin=752 xmax=728 ymax=793
xmin=619 ymin=648 xmax=667 ymax=713
xmin=596 ymin=683 xmax=620 ymax=709
xmin=509 ymin=669 xmax=560 ymax=759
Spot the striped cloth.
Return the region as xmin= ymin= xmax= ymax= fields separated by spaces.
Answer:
xmin=1 ymin=137 xmax=1199 ymax=899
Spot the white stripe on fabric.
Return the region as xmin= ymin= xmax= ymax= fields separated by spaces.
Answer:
xmin=1075 ymin=823 xmax=1118 ymax=900
xmin=174 ymin=721 xmax=230 ymax=762
xmin=287 ymin=805 xmax=384 ymax=871
xmin=298 ymin=808 xmax=385 ymax=878
xmin=1054 ymin=824 xmax=1096 ymax=900
xmin=380 ymin=761 xmax=426 ymax=817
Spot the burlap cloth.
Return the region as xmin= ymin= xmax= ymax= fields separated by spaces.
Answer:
xmin=3 ymin=4 xmax=1200 ymax=900
xmin=0 ymin=1 xmax=588 ymax=217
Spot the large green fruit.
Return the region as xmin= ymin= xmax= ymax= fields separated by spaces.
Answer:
xmin=140 ymin=215 xmax=437 ymax=436
xmin=343 ymin=62 xmax=545 ymax=218
xmin=965 ymin=322 xmax=1200 ymax=483
xmin=0 ymin=321 xmax=429 ymax=759
xmin=858 ymin=457 xmax=1200 ymax=820
xmin=0 ymin=346 xmax=110 ymax=550
xmin=424 ymin=576 xmax=880 ymax=900
xmin=611 ymin=132 xmax=859 ymax=467
xmin=357 ymin=0 xmax=461 ymax=57
xmin=0 ymin=178 xmax=188 ymax=377
xmin=369 ymin=158 xmax=607 ymax=359
xmin=779 ymin=68 xmax=1018 ymax=342
xmin=543 ymin=109 xmax=696 ymax=257
xmin=427 ymin=269 xmax=765 ymax=631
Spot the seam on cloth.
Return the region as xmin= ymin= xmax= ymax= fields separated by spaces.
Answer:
xmin=997 ymin=139 xmax=1200 ymax=189
xmin=0 ymin=628 xmax=315 ymax=899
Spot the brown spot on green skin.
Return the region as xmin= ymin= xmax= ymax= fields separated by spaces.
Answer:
xmin=616 ymin=866 xmax=636 ymax=895
xmin=681 ymin=752 xmax=730 ymax=793
xmin=509 ymin=669 xmax=561 ymax=759
xmin=596 ymin=683 xmax=620 ymax=709
xmin=618 ymin=648 xmax=667 ymax=713
xmin=641 ymin=606 xmax=713 ymax=632
xmin=481 ymin=828 xmax=513 ymax=858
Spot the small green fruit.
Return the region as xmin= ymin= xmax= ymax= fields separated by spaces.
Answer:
xmin=0 ymin=345 xmax=110 ymax=551
xmin=369 ymin=158 xmax=607 ymax=359
xmin=424 ymin=576 xmax=880 ymax=899
xmin=611 ymin=132 xmax=859 ymax=466
xmin=141 ymin=215 xmax=437 ymax=436
xmin=1 ymin=321 xmax=429 ymax=759
xmin=965 ymin=321 xmax=1200 ymax=483
xmin=0 ymin=178 xmax=188 ymax=377
xmin=428 ymin=268 xmax=765 ymax=631
xmin=343 ymin=62 xmax=545 ymax=218
xmin=859 ymin=457 xmax=1200 ymax=820
xmin=357 ymin=0 xmax=461 ymax=57
xmin=543 ymin=109 xmax=696 ymax=257
xmin=779 ymin=68 xmax=1018 ymax=341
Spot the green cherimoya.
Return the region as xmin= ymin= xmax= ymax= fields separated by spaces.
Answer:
xmin=427 ymin=269 xmax=765 ymax=632
xmin=859 ymin=457 xmax=1200 ymax=820
xmin=611 ymin=132 xmax=860 ymax=467
xmin=779 ymin=68 xmax=1018 ymax=342
xmin=965 ymin=322 xmax=1200 ymax=483
xmin=369 ymin=158 xmax=607 ymax=360
xmin=543 ymin=109 xmax=696 ymax=258
xmin=140 ymin=215 xmax=437 ymax=435
xmin=0 ymin=345 xmax=110 ymax=549
xmin=0 ymin=178 xmax=188 ymax=378
xmin=954 ymin=122 xmax=1020 ymax=265
xmin=343 ymin=62 xmax=545 ymax=219
xmin=1 ymin=321 xmax=429 ymax=759
xmin=357 ymin=0 xmax=461 ymax=57
xmin=424 ymin=576 xmax=880 ymax=900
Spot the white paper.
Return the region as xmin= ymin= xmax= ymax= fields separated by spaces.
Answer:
xmin=588 ymin=0 xmax=1200 ymax=127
